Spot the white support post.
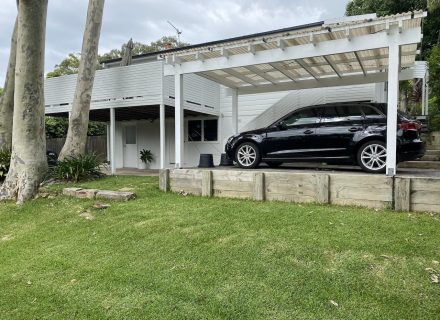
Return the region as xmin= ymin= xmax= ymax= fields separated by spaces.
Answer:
xmin=386 ymin=28 xmax=400 ymax=176
xmin=160 ymin=103 xmax=166 ymax=169
xmin=174 ymin=73 xmax=184 ymax=168
xmin=110 ymin=107 xmax=116 ymax=175
xmin=231 ymin=88 xmax=238 ymax=135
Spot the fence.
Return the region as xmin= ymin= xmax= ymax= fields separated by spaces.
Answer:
xmin=46 ymin=135 xmax=107 ymax=162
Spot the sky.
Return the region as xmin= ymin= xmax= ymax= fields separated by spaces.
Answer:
xmin=0 ymin=0 xmax=349 ymax=82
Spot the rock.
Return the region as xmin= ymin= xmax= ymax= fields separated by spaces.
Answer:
xmin=1 ymin=234 xmax=14 ymax=241
xmin=75 ymin=189 xmax=99 ymax=199
xmin=93 ymin=202 xmax=111 ymax=209
xmin=79 ymin=211 xmax=95 ymax=220
xmin=96 ymin=190 xmax=135 ymax=201
xmin=38 ymin=192 xmax=50 ymax=198
xmin=63 ymin=188 xmax=83 ymax=197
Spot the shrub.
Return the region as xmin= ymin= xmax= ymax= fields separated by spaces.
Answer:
xmin=139 ymin=149 xmax=154 ymax=164
xmin=428 ymin=97 xmax=440 ymax=132
xmin=0 ymin=149 xmax=11 ymax=179
xmin=51 ymin=153 xmax=102 ymax=182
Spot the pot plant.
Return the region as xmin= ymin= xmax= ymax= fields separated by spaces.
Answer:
xmin=139 ymin=149 xmax=154 ymax=169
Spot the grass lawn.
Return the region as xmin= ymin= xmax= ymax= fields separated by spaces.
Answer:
xmin=0 ymin=176 xmax=439 ymax=319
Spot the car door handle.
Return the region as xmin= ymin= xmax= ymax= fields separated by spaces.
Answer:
xmin=303 ymin=129 xmax=314 ymax=134
xmin=348 ymin=127 xmax=362 ymax=132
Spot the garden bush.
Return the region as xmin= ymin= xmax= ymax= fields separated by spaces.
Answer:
xmin=51 ymin=153 xmax=102 ymax=182
xmin=0 ymin=149 xmax=11 ymax=180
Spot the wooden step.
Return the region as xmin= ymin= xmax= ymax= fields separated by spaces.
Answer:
xmin=399 ymin=161 xmax=440 ymax=170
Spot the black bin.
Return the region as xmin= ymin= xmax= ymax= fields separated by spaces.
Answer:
xmin=198 ymin=154 xmax=215 ymax=168
xmin=219 ymin=153 xmax=234 ymax=166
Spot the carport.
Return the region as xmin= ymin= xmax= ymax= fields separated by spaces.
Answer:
xmin=162 ymin=11 xmax=427 ymax=176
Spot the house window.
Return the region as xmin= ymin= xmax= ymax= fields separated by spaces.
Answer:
xmin=188 ymin=120 xmax=202 ymax=141
xmin=187 ymin=119 xmax=218 ymax=142
xmin=203 ymin=119 xmax=218 ymax=141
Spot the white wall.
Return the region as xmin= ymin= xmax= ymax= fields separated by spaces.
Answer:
xmin=112 ymin=83 xmax=384 ymax=169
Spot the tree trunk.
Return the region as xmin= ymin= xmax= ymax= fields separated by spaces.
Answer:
xmin=0 ymin=0 xmax=48 ymax=204
xmin=0 ymin=18 xmax=18 ymax=151
xmin=58 ymin=0 xmax=105 ymax=160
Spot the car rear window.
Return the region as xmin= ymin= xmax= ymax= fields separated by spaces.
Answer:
xmin=362 ymin=106 xmax=384 ymax=119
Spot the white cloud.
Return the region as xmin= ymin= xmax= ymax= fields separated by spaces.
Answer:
xmin=0 ymin=0 xmax=348 ymax=82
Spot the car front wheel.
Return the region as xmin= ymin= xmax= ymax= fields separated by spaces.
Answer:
xmin=357 ymin=140 xmax=387 ymax=173
xmin=235 ymin=142 xmax=261 ymax=169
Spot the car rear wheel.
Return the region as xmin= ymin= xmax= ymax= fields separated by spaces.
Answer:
xmin=357 ymin=140 xmax=387 ymax=173
xmin=235 ymin=142 xmax=260 ymax=169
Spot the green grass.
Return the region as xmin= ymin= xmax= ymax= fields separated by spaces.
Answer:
xmin=0 ymin=176 xmax=439 ymax=319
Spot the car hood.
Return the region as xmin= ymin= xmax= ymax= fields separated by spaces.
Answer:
xmin=239 ymin=128 xmax=267 ymax=136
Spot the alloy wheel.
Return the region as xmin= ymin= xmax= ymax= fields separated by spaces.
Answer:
xmin=237 ymin=145 xmax=257 ymax=167
xmin=360 ymin=143 xmax=387 ymax=171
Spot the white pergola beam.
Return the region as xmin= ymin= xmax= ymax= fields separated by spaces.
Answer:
xmin=237 ymin=67 xmax=419 ymax=95
xmin=164 ymin=28 xmax=421 ymax=76
xmin=222 ymin=68 xmax=257 ymax=86
xmin=323 ymin=55 xmax=342 ymax=78
xmin=269 ymin=62 xmax=297 ymax=82
xmin=197 ymin=71 xmax=239 ymax=88
xmin=296 ymin=59 xmax=320 ymax=80
xmin=354 ymin=51 xmax=367 ymax=76
xmin=244 ymin=65 xmax=278 ymax=84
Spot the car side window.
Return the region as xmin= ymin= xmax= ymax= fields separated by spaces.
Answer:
xmin=362 ymin=106 xmax=385 ymax=119
xmin=320 ymin=105 xmax=363 ymax=123
xmin=283 ymin=108 xmax=319 ymax=127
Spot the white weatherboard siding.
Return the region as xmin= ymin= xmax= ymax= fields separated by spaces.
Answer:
xmin=45 ymin=61 xmax=163 ymax=113
xmin=163 ymin=74 xmax=221 ymax=116
xmin=45 ymin=61 xmax=221 ymax=116
xmin=239 ymin=84 xmax=378 ymax=132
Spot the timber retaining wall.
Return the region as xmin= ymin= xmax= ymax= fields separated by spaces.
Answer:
xmin=159 ymin=169 xmax=440 ymax=213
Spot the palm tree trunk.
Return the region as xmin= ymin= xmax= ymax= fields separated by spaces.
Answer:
xmin=0 ymin=0 xmax=48 ymax=204
xmin=58 ymin=0 xmax=105 ymax=160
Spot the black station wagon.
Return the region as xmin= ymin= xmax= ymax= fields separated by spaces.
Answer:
xmin=225 ymin=102 xmax=424 ymax=173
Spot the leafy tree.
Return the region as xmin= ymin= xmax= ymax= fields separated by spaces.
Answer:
xmin=345 ymin=0 xmax=439 ymax=58
xmin=428 ymin=45 xmax=440 ymax=97
xmin=46 ymin=53 xmax=80 ymax=78
xmin=45 ymin=116 xmax=106 ymax=139
xmin=0 ymin=88 xmax=3 ymax=95
xmin=99 ymin=36 xmax=190 ymax=61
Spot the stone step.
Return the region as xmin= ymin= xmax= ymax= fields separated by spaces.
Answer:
xmin=399 ymin=161 xmax=440 ymax=170
xmin=425 ymin=149 xmax=440 ymax=156
xmin=421 ymin=155 xmax=440 ymax=161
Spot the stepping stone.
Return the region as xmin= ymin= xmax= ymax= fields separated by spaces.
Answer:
xmin=96 ymin=190 xmax=135 ymax=201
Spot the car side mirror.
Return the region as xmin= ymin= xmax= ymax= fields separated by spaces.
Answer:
xmin=277 ymin=121 xmax=288 ymax=130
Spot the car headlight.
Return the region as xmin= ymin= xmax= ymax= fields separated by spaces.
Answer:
xmin=226 ymin=135 xmax=235 ymax=145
